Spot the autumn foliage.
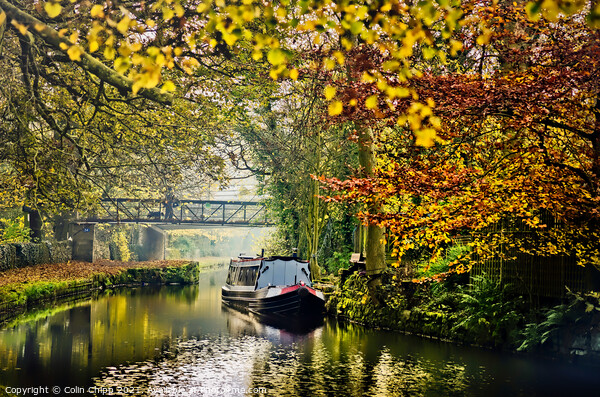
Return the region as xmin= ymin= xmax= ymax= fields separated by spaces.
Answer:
xmin=319 ymin=3 xmax=600 ymax=273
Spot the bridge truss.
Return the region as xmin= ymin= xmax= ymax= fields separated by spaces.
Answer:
xmin=79 ymin=198 xmax=271 ymax=226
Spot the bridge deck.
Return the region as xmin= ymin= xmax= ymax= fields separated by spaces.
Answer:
xmin=77 ymin=199 xmax=271 ymax=226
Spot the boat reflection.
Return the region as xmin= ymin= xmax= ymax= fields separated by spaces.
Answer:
xmin=222 ymin=304 xmax=324 ymax=342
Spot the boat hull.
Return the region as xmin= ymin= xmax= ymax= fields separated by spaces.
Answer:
xmin=222 ymin=285 xmax=325 ymax=317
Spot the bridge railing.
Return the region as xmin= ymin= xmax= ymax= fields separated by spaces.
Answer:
xmin=80 ymin=198 xmax=270 ymax=225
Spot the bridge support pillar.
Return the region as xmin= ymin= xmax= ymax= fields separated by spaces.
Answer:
xmin=70 ymin=223 xmax=96 ymax=262
xmin=139 ymin=226 xmax=166 ymax=261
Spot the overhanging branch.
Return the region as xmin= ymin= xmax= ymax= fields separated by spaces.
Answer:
xmin=0 ymin=1 xmax=173 ymax=105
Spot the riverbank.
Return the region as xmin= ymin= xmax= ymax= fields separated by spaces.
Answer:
xmin=0 ymin=260 xmax=201 ymax=325
xmin=327 ymin=270 xmax=600 ymax=363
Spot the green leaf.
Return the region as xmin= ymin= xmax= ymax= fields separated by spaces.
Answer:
xmin=267 ymin=48 xmax=286 ymax=65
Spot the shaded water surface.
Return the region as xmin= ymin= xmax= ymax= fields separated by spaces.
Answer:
xmin=1 ymin=268 xmax=600 ymax=396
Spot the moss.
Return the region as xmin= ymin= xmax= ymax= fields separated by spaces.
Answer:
xmin=92 ymin=263 xmax=199 ymax=287
xmin=329 ymin=270 xmax=526 ymax=349
xmin=0 ymin=261 xmax=199 ymax=324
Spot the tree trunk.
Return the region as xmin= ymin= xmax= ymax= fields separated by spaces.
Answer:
xmin=304 ymin=133 xmax=324 ymax=281
xmin=357 ymin=123 xmax=386 ymax=288
xmin=23 ymin=206 xmax=42 ymax=241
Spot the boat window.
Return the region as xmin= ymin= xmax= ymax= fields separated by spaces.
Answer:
xmin=226 ymin=265 xmax=233 ymax=284
xmin=235 ymin=265 xmax=259 ymax=286
xmin=228 ymin=265 xmax=242 ymax=286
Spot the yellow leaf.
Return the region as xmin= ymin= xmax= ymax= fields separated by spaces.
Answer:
xmin=132 ymin=79 xmax=144 ymax=95
xmin=144 ymin=69 xmax=160 ymax=88
xmin=429 ymin=116 xmax=441 ymax=129
xmin=147 ymin=46 xmax=160 ymax=56
xmin=328 ymin=101 xmax=343 ymax=116
xmin=104 ymin=46 xmax=116 ymax=60
xmin=252 ymin=50 xmax=263 ymax=61
xmin=0 ymin=12 xmax=7 ymax=26
xmin=415 ymin=128 xmax=437 ymax=147
xmin=44 ymin=2 xmax=62 ymax=18
xmin=396 ymin=87 xmax=410 ymax=97
xmin=117 ymin=16 xmax=131 ymax=34
xmin=89 ymin=39 xmax=99 ymax=53
xmin=361 ymin=72 xmax=375 ymax=83
xmin=11 ymin=21 xmax=28 ymax=36
xmin=476 ymin=29 xmax=493 ymax=46
xmin=67 ymin=45 xmax=83 ymax=61
xmin=90 ymin=5 xmax=104 ymax=18
xmin=222 ymin=32 xmax=237 ymax=46
xmin=365 ymin=95 xmax=378 ymax=109
xmin=114 ymin=57 xmax=130 ymax=74
xmin=267 ymin=48 xmax=286 ymax=65
xmin=161 ymin=80 xmax=176 ymax=92
xmin=450 ymin=39 xmax=463 ymax=56
xmin=162 ymin=6 xmax=175 ymax=21
xmin=323 ymin=58 xmax=336 ymax=70
xmin=324 ymin=85 xmax=336 ymax=100
xmin=289 ymin=69 xmax=299 ymax=80
xmin=333 ymin=51 xmax=345 ymax=65
xmin=422 ymin=46 xmax=436 ymax=60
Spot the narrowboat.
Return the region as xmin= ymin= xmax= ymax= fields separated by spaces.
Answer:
xmin=221 ymin=254 xmax=326 ymax=317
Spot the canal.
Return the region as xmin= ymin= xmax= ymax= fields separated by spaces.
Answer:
xmin=1 ymin=267 xmax=600 ymax=396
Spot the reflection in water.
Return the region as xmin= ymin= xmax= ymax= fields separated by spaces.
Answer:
xmin=2 ymin=268 xmax=600 ymax=396
xmin=0 ymin=270 xmax=229 ymax=390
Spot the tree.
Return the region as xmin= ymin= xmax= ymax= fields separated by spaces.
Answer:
xmin=223 ymin=76 xmax=357 ymax=276
xmin=320 ymin=4 xmax=600 ymax=274
xmin=0 ymin=0 xmax=248 ymax=219
xmin=1 ymin=0 xmax=597 ymax=257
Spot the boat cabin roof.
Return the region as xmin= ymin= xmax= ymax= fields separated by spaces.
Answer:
xmin=227 ymin=256 xmax=312 ymax=288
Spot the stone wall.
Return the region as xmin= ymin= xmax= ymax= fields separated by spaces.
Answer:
xmin=0 ymin=241 xmax=71 ymax=271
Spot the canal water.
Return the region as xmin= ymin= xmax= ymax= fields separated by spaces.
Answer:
xmin=1 ymin=267 xmax=600 ymax=396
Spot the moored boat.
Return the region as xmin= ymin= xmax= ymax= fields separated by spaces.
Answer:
xmin=221 ymin=254 xmax=326 ymax=317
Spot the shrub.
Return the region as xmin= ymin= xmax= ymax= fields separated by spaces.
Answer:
xmin=451 ymin=274 xmax=523 ymax=347
xmin=0 ymin=216 xmax=31 ymax=244
xmin=109 ymin=228 xmax=131 ymax=261
xmin=416 ymin=244 xmax=470 ymax=278
xmin=518 ymin=289 xmax=600 ymax=353
xmin=324 ymin=249 xmax=353 ymax=273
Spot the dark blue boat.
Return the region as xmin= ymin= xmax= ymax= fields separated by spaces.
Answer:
xmin=221 ymin=255 xmax=326 ymax=317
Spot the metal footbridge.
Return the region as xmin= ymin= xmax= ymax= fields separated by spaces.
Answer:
xmin=78 ymin=198 xmax=270 ymax=226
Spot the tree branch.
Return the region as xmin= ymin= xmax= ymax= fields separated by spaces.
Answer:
xmin=0 ymin=1 xmax=173 ymax=105
xmin=538 ymin=117 xmax=591 ymax=140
